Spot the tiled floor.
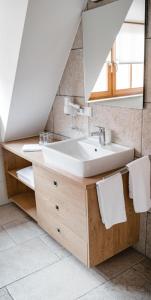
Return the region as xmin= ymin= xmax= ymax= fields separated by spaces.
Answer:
xmin=0 ymin=204 xmax=151 ymax=300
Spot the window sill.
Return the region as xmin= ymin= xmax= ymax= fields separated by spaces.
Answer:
xmin=88 ymin=94 xmax=143 ymax=103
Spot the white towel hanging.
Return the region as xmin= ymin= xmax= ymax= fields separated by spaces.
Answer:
xmin=96 ymin=173 xmax=127 ymax=229
xmin=127 ymin=156 xmax=151 ymax=213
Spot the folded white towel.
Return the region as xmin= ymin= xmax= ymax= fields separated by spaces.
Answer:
xmin=17 ymin=166 xmax=35 ymax=189
xmin=127 ymin=156 xmax=151 ymax=213
xmin=96 ymin=173 xmax=127 ymax=229
xmin=22 ymin=144 xmax=42 ymax=152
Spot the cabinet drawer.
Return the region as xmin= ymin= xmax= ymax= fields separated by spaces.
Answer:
xmin=36 ymin=191 xmax=87 ymax=240
xmin=34 ymin=166 xmax=86 ymax=213
xmin=38 ymin=205 xmax=88 ymax=265
xmin=34 ymin=166 xmax=87 ymax=237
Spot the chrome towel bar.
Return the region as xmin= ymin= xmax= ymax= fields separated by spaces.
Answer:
xmin=103 ymin=155 xmax=151 ymax=180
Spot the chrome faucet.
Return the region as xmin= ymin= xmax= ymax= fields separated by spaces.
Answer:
xmin=91 ymin=126 xmax=111 ymax=146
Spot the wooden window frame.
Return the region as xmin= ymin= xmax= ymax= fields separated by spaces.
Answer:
xmin=90 ymin=22 xmax=144 ymax=101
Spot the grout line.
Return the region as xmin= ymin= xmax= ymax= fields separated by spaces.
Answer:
xmin=76 ymin=257 xmax=147 ymax=300
xmin=4 ymin=258 xmax=64 ymax=291
xmin=1 ymin=218 xmax=33 ymax=246
xmin=94 ymin=255 xmax=145 ymax=281
xmin=6 ymin=288 xmax=14 ymax=300
xmin=132 ymin=263 xmax=151 ymax=285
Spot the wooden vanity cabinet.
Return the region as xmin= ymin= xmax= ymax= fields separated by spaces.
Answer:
xmin=34 ymin=165 xmax=88 ymax=265
xmin=34 ymin=165 xmax=140 ymax=267
xmin=2 ymin=138 xmax=140 ymax=268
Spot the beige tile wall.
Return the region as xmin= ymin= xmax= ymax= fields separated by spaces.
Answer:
xmin=46 ymin=0 xmax=151 ymax=258
xmin=0 ymin=145 xmax=9 ymax=205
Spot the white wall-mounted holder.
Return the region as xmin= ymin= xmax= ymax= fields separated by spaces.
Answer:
xmin=64 ymin=97 xmax=92 ymax=118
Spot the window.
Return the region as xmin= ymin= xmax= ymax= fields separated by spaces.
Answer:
xmin=90 ymin=22 xmax=144 ymax=101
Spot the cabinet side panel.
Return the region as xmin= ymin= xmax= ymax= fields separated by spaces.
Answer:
xmin=87 ymin=174 xmax=140 ymax=267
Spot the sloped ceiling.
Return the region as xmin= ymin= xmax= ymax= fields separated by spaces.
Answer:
xmin=0 ymin=0 xmax=87 ymax=141
xmin=82 ymin=0 xmax=133 ymax=101
xmin=0 ymin=0 xmax=29 ymax=141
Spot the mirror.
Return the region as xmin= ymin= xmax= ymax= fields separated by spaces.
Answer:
xmin=82 ymin=0 xmax=145 ymax=109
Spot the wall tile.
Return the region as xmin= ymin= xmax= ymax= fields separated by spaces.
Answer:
xmin=146 ymin=213 xmax=151 ymax=258
xmin=53 ymin=96 xmax=88 ymax=138
xmin=89 ymin=104 xmax=142 ymax=155
xmin=134 ymin=213 xmax=147 ymax=255
xmin=144 ymin=39 xmax=151 ymax=103
xmin=72 ymin=22 xmax=83 ymax=50
xmin=142 ymin=103 xmax=151 ymax=155
xmin=46 ymin=109 xmax=54 ymax=132
xmin=60 ymin=50 xmax=84 ymax=97
xmin=146 ymin=0 xmax=151 ymax=38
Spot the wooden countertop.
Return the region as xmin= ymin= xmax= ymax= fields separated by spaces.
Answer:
xmin=1 ymin=136 xmax=116 ymax=188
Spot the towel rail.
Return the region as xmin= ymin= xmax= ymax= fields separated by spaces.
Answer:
xmin=103 ymin=155 xmax=151 ymax=180
xmin=103 ymin=166 xmax=128 ymax=179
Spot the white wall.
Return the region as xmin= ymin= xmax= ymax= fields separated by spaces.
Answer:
xmin=0 ymin=0 xmax=29 ymax=139
xmin=4 ymin=0 xmax=86 ymax=141
xmin=0 ymin=0 xmax=28 ymax=204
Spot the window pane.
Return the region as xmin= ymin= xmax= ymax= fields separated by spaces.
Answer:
xmin=92 ymin=63 xmax=108 ymax=92
xmin=116 ymin=23 xmax=144 ymax=63
xmin=106 ymin=51 xmax=111 ymax=63
xmin=132 ymin=64 xmax=144 ymax=88
xmin=116 ymin=64 xmax=130 ymax=90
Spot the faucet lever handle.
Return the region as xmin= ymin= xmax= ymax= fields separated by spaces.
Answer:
xmin=96 ymin=126 xmax=105 ymax=132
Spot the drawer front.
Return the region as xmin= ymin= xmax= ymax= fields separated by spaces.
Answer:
xmin=34 ymin=166 xmax=86 ymax=212
xmin=36 ymin=191 xmax=87 ymax=240
xmin=34 ymin=166 xmax=87 ymax=239
xmin=37 ymin=202 xmax=88 ymax=265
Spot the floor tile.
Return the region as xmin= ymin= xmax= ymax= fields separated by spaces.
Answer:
xmin=95 ymin=248 xmax=144 ymax=279
xmin=7 ymin=256 xmax=106 ymax=300
xmin=79 ymin=268 xmax=151 ymax=300
xmin=0 ymin=288 xmax=8 ymax=296
xmin=0 ymin=238 xmax=59 ymax=288
xmin=0 ymin=226 xmax=15 ymax=251
xmin=3 ymin=219 xmax=44 ymax=244
xmin=40 ymin=234 xmax=70 ymax=259
xmin=133 ymin=258 xmax=151 ymax=283
xmin=0 ymin=204 xmax=27 ymax=226
xmin=0 ymin=288 xmax=12 ymax=300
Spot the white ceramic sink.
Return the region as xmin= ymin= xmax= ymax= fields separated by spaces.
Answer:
xmin=42 ymin=137 xmax=134 ymax=177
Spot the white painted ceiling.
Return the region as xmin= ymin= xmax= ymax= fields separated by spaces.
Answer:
xmin=0 ymin=0 xmax=87 ymax=141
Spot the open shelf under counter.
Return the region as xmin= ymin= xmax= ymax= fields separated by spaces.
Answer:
xmin=10 ymin=191 xmax=37 ymax=221
xmin=8 ymin=169 xmax=35 ymax=191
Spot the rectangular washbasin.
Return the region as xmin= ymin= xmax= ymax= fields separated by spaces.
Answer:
xmin=42 ymin=137 xmax=134 ymax=177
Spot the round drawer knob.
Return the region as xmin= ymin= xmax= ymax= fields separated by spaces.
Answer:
xmin=57 ymin=228 xmax=61 ymax=233
xmin=55 ymin=205 xmax=59 ymax=210
xmin=53 ymin=180 xmax=58 ymax=187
